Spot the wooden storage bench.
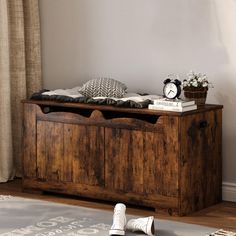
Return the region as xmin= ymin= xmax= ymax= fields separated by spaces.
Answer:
xmin=22 ymin=100 xmax=223 ymax=216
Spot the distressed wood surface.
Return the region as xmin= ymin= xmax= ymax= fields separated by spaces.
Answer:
xmin=36 ymin=108 xmax=163 ymax=132
xmin=179 ymin=109 xmax=222 ymax=215
xmin=22 ymin=104 xmax=37 ymax=178
xmin=22 ymin=179 xmax=179 ymax=213
xmin=22 ymin=101 xmax=223 ymax=215
xmin=104 ymin=121 xmax=178 ymax=199
xmin=36 ymin=121 xmax=105 ymax=186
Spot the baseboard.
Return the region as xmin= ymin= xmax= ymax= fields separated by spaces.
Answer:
xmin=222 ymin=182 xmax=236 ymax=202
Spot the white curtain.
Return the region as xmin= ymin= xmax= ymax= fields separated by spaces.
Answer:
xmin=0 ymin=0 xmax=42 ymax=182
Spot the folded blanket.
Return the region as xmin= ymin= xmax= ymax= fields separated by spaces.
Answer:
xmin=31 ymin=88 xmax=162 ymax=108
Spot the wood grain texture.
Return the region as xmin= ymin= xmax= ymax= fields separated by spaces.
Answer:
xmin=37 ymin=121 xmax=64 ymax=182
xmin=22 ymin=101 xmax=223 ymax=216
xmin=105 ymin=128 xmax=145 ymax=193
xmin=22 ymin=178 xmax=179 ymax=212
xmin=67 ymin=124 xmax=104 ymax=186
xmin=179 ymin=109 xmax=222 ymax=215
xmin=22 ymin=103 xmax=37 ymax=178
xmin=36 ymin=121 xmax=105 ymax=186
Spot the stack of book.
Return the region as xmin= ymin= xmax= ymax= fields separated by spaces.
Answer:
xmin=148 ymin=98 xmax=197 ymax=112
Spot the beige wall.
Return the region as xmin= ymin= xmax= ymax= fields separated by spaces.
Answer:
xmin=39 ymin=0 xmax=236 ymax=200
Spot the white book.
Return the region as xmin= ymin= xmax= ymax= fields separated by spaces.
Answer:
xmin=153 ymin=98 xmax=195 ymax=107
xmin=148 ymin=104 xmax=197 ymax=112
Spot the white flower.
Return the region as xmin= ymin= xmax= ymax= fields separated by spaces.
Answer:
xmin=197 ymin=77 xmax=204 ymax=83
xmin=192 ymin=81 xmax=198 ymax=87
xmin=183 ymin=70 xmax=211 ymax=89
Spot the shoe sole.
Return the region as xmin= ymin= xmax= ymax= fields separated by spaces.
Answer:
xmin=109 ymin=229 xmax=125 ymax=235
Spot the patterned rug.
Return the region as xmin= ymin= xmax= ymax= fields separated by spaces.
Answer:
xmin=0 ymin=195 xmax=218 ymax=236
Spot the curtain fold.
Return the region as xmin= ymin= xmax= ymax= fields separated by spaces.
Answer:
xmin=0 ymin=0 xmax=42 ymax=182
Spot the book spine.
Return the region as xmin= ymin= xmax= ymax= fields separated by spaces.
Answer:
xmin=149 ymin=104 xmax=180 ymax=111
xmin=153 ymin=100 xmax=195 ymax=107
xmin=153 ymin=101 xmax=182 ymax=107
xmin=148 ymin=104 xmax=197 ymax=112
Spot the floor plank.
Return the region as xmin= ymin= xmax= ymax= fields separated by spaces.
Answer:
xmin=0 ymin=179 xmax=236 ymax=231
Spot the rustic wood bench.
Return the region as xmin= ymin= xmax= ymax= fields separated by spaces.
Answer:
xmin=22 ymin=100 xmax=223 ymax=216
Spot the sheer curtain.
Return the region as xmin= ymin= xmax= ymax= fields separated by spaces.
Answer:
xmin=0 ymin=0 xmax=42 ymax=182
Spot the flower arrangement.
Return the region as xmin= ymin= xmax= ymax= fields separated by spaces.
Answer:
xmin=182 ymin=71 xmax=211 ymax=91
xmin=183 ymin=71 xmax=212 ymax=106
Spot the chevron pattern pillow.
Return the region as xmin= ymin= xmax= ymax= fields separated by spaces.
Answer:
xmin=79 ymin=78 xmax=127 ymax=98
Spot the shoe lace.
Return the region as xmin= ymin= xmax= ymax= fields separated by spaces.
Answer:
xmin=130 ymin=219 xmax=145 ymax=231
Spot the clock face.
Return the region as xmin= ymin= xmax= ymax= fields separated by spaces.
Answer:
xmin=163 ymin=82 xmax=178 ymax=99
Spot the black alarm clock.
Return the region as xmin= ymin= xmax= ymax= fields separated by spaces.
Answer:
xmin=163 ymin=76 xmax=181 ymax=99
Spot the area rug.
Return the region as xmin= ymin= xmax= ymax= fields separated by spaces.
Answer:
xmin=0 ymin=195 xmax=217 ymax=236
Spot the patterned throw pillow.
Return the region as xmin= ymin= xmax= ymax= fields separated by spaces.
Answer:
xmin=78 ymin=78 xmax=127 ymax=98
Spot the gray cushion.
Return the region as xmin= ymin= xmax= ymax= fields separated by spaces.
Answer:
xmin=78 ymin=78 xmax=127 ymax=98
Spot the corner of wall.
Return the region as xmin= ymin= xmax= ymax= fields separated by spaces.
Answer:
xmin=222 ymin=182 xmax=236 ymax=202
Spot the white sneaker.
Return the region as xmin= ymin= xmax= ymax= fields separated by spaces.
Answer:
xmin=109 ymin=203 xmax=126 ymax=235
xmin=126 ymin=216 xmax=155 ymax=236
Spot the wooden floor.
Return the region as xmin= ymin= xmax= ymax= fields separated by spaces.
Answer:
xmin=1 ymin=179 xmax=236 ymax=232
